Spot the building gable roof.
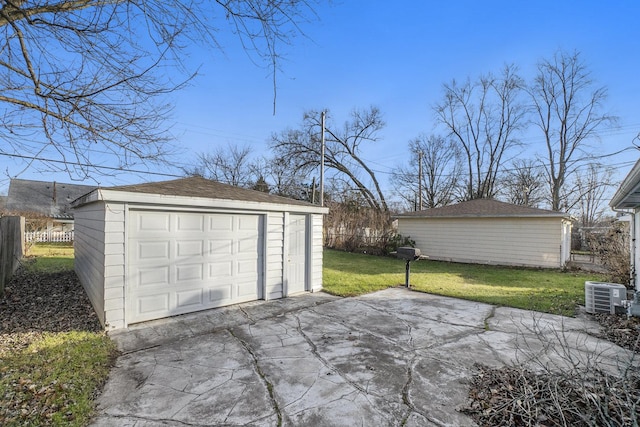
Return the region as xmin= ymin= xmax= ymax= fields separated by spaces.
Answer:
xmin=75 ymin=176 xmax=322 ymax=209
xmin=6 ymin=178 xmax=96 ymax=219
xmin=610 ymin=158 xmax=640 ymax=209
xmin=397 ymin=199 xmax=568 ymax=219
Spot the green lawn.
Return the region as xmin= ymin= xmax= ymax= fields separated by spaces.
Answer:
xmin=23 ymin=242 xmax=74 ymax=273
xmin=323 ymin=249 xmax=604 ymax=316
xmin=1 ymin=243 xmax=116 ymax=427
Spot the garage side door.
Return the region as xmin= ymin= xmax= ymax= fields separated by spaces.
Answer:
xmin=127 ymin=211 xmax=263 ymax=324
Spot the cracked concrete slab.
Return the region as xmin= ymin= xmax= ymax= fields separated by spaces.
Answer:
xmin=91 ymin=287 xmax=632 ymax=427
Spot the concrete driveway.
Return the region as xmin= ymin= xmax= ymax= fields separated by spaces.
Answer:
xmin=91 ymin=287 xmax=628 ymax=426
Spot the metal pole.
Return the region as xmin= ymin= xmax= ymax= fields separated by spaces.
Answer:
xmin=418 ymin=150 xmax=423 ymax=211
xmin=320 ymin=111 xmax=326 ymax=207
xmin=405 ymin=260 xmax=411 ymax=288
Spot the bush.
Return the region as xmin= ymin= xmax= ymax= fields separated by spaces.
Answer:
xmin=383 ymin=234 xmax=415 ymax=255
xmin=589 ymin=222 xmax=631 ymax=286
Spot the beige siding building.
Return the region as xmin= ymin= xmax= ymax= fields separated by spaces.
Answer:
xmin=73 ymin=177 xmax=327 ymax=330
xmin=397 ymin=199 xmax=572 ymax=269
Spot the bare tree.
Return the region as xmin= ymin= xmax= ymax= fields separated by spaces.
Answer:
xmin=392 ymin=134 xmax=460 ymax=210
xmin=261 ymin=155 xmax=312 ymax=199
xmin=271 ymin=106 xmax=389 ymax=212
xmin=434 ymin=64 xmax=526 ymax=201
xmin=188 ymin=144 xmax=256 ymax=187
xmin=0 ymin=1 xmax=317 ymax=178
xmin=572 ymin=163 xmax=614 ymax=227
xmin=500 ymin=159 xmax=545 ymax=207
xmin=529 ymin=50 xmax=616 ymax=211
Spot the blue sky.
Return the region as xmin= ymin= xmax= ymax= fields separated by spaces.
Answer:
xmin=2 ymin=1 xmax=639 ymax=204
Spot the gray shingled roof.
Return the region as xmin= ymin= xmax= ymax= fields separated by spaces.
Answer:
xmin=107 ymin=176 xmax=316 ymax=207
xmin=397 ymin=199 xmax=568 ymax=218
xmin=6 ymin=178 xmax=96 ymax=219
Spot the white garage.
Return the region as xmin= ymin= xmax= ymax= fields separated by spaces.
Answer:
xmin=397 ymin=199 xmax=572 ymax=269
xmin=73 ymin=177 xmax=327 ymax=330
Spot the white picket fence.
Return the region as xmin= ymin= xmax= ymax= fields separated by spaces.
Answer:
xmin=24 ymin=231 xmax=74 ymax=243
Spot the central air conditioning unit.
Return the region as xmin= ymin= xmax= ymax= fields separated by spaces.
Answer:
xmin=584 ymin=281 xmax=627 ymax=314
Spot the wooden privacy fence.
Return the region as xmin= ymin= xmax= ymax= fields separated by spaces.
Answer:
xmin=0 ymin=216 xmax=24 ymax=295
xmin=25 ymin=230 xmax=74 ymax=243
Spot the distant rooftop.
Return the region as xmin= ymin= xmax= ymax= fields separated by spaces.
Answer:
xmin=397 ymin=199 xmax=569 ymax=218
xmin=6 ymin=178 xmax=96 ymax=219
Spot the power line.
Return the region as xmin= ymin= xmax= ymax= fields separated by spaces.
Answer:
xmin=0 ymin=152 xmax=184 ymax=178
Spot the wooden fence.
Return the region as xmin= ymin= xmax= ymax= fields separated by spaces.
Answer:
xmin=0 ymin=216 xmax=24 ymax=295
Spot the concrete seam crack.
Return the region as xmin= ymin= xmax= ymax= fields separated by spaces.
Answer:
xmin=292 ymin=314 xmax=395 ymax=423
xmin=98 ymin=413 xmax=221 ymax=426
xmin=293 ymin=314 xmax=369 ymax=395
xmin=238 ymin=305 xmax=256 ymax=323
xmin=228 ymin=328 xmax=282 ymax=427
xmin=484 ymin=306 xmax=497 ymax=331
xmin=306 ymin=306 xmax=413 ymax=352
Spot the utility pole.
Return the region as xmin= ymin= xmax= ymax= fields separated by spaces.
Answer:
xmin=320 ymin=111 xmax=326 ymax=207
xmin=417 ymin=150 xmax=423 ymax=211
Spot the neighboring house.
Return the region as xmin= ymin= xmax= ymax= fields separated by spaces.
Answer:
xmin=5 ymin=178 xmax=95 ymax=232
xmin=609 ymin=158 xmax=640 ymax=291
xmin=397 ymin=199 xmax=572 ymax=269
xmin=72 ymin=176 xmax=328 ymax=330
xmin=0 ymin=195 xmax=6 ymax=211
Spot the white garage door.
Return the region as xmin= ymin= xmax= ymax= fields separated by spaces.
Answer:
xmin=127 ymin=210 xmax=263 ymax=324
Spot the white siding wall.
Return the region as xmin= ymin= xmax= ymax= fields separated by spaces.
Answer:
xmin=309 ymin=213 xmax=324 ymax=292
xmin=74 ymin=202 xmax=107 ymax=326
xmin=76 ymin=200 xmax=324 ymax=330
xmin=398 ymin=217 xmax=564 ymax=268
xmin=74 ymin=201 xmax=126 ymax=330
xmin=265 ymin=212 xmax=285 ymax=299
xmin=634 ymin=210 xmax=640 ymax=291
xmin=103 ymin=202 xmax=126 ymax=329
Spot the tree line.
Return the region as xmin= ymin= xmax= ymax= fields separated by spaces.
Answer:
xmin=0 ymin=2 xmax=621 ymax=227
xmin=190 ymin=50 xmax=621 ymax=226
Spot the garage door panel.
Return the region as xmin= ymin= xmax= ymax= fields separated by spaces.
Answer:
xmin=238 ymin=237 xmax=258 ymax=253
xmin=128 ymin=211 xmax=262 ymax=324
xmin=176 ymin=264 xmax=204 ymax=282
xmin=138 ymin=213 xmax=171 ymax=232
xmin=138 ymin=267 xmax=170 ymax=287
xmin=208 ymin=215 xmax=233 ymax=231
xmin=238 ymin=215 xmax=259 ymax=230
xmin=176 ymin=289 xmax=203 ymax=308
xmin=208 ymin=261 xmax=233 ymax=278
xmin=237 ymin=282 xmax=257 ymax=297
xmin=137 ymin=240 xmax=170 ymax=260
xmin=237 ymin=259 xmax=258 ymax=275
xmin=209 ymin=239 xmax=234 ymax=255
xmin=138 ymin=293 xmax=170 ymax=315
xmin=176 ymin=214 xmax=204 ymax=232
xmin=208 ymin=286 xmax=232 ymax=303
xmin=176 ymin=240 xmax=203 ymax=257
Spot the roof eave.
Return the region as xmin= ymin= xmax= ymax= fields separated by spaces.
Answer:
xmin=610 ymin=158 xmax=640 ymax=209
xmin=396 ymin=213 xmax=571 ymax=219
xmin=73 ymin=189 xmax=329 ymax=214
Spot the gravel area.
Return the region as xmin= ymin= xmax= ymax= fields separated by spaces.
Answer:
xmin=0 ymin=264 xmax=102 ymax=356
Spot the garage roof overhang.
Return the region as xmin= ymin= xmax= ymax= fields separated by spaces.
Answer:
xmin=610 ymin=158 xmax=640 ymax=210
xmin=73 ymin=188 xmax=329 ymax=215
